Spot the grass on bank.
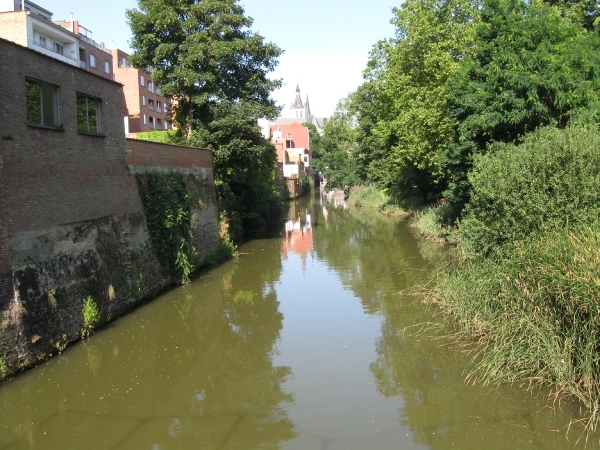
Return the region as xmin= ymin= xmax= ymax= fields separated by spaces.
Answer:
xmin=420 ymin=125 xmax=600 ymax=431
xmin=428 ymin=224 xmax=600 ymax=430
xmin=346 ymin=185 xmax=409 ymax=218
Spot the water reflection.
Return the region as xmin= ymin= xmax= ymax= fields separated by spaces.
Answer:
xmin=0 ymin=238 xmax=296 ymax=449
xmin=0 ymin=190 xmax=597 ymax=449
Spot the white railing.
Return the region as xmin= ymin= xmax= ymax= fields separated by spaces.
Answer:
xmin=33 ymin=41 xmax=77 ymax=61
xmin=78 ymin=34 xmax=111 ymax=55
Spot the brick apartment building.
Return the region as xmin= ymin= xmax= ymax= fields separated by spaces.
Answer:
xmin=112 ymin=49 xmax=170 ymax=134
xmin=54 ymin=19 xmax=113 ymax=81
xmin=0 ymin=35 xmax=140 ymax=305
xmin=0 ymin=0 xmax=170 ymax=134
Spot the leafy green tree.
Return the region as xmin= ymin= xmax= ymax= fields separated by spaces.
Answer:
xmin=442 ymin=0 xmax=600 ymax=212
xmin=128 ymin=0 xmax=284 ymax=236
xmin=365 ymin=0 xmax=478 ymax=200
xmin=312 ymin=97 xmax=362 ymax=191
xmin=127 ymin=0 xmax=282 ymax=138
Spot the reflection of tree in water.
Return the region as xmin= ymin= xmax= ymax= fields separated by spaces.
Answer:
xmin=312 ymin=202 xmax=431 ymax=315
xmin=148 ymin=239 xmax=296 ymax=448
xmin=370 ymin=292 xmax=593 ymax=450
xmin=0 ymin=237 xmax=296 ymax=449
xmin=309 ymin=195 xmax=587 ymax=449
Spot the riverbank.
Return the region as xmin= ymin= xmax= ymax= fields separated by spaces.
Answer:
xmin=341 ymin=125 xmax=600 ymax=431
xmin=413 ymin=127 xmax=600 ymax=431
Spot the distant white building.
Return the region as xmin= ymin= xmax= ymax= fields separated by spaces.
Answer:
xmin=273 ymin=85 xmax=326 ymax=134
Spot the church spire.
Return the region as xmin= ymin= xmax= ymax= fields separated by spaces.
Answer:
xmin=305 ymin=95 xmax=311 ymax=117
xmin=291 ymin=84 xmax=304 ymax=109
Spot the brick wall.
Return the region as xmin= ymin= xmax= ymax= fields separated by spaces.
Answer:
xmin=126 ymin=139 xmax=213 ymax=169
xmin=0 ymin=37 xmax=143 ymax=234
xmin=0 ymin=12 xmax=27 ymax=47
xmin=0 ymin=150 xmax=12 ymax=309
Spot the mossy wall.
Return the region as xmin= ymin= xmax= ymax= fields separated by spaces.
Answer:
xmin=0 ymin=168 xmax=219 ymax=379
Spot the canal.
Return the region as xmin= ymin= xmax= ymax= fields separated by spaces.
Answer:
xmin=0 ymin=190 xmax=596 ymax=449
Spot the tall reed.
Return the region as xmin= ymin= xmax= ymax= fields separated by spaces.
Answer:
xmin=430 ymin=224 xmax=600 ymax=429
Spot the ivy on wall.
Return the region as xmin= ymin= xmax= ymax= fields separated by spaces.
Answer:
xmin=135 ymin=171 xmax=199 ymax=284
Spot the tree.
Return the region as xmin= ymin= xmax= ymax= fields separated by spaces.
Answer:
xmin=442 ymin=0 xmax=600 ymax=212
xmin=365 ymin=0 xmax=479 ymax=200
xmin=312 ymin=96 xmax=363 ymax=191
xmin=127 ymin=0 xmax=283 ymax=139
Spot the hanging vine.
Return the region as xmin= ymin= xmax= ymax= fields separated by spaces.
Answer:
xmin=135 ymin=171 xmax=199 ymax=284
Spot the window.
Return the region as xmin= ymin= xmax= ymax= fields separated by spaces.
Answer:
xmin=149 ymin=116 xmax=155 ymax=129
xmin=141 ymin=95 xmax=146 ymax=106
xmin=103 ymin=61 xmax=110 ymax=73
xmin=148 ymin=80 xmax=153 ymax=93
xmin=38 ymin=35 xmax=46 ymax=47
xmin=90 ymin=54 xmax=97 ymax=68
xmin=142 ymin=114 xmax=146 ymax=124
xmin=148 ymin=99 xmax=154 ymax=111
xmin=77 ymin=93 xmax=101 ymax=133
xmin=164 ymin=121 xmax=168 ymax=130
xmin=120 ymin=56 xmax=127 ymax=67
xmin=26 ymin=79 xmax=59 ymax=127
xmin=53 ymin=42 xmax=63 ymax=55
xmin=140 ymin=75 xmax=145 ymax=86
xmin=156 ymin=101 xmax=161 ymax=113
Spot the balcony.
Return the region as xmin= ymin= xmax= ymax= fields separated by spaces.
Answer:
xmin=33 ymin=40 xmax=77 ymax=61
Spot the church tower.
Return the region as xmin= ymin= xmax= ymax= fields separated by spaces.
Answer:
xmin=289 ymin=84 xmax=306 ymax=119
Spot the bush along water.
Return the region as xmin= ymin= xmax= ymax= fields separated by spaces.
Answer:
xmin=135 ymin=171 xmax=200 ymax=284
xmin=428 ymin=125 xmax=600 ymax=429
xmin=81 ymin=296 xmax=99 ymax=338
xmin=347 ymin=185 xmax=409 ymax=218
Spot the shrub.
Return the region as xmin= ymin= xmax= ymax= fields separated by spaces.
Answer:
xmin=225 ymin=173 xmax=282 ymax=234
xmin=459 ymin=125 xmax=600 ymax=256
xmin=347 ymin=185 xmax=389 ymax=209
xmin=82 ymin=296 xmax=99 ymax=338
xmin=0 ymin=357 xmax=7 ymax=377
xmin=135 ymin=130 xmax=182 ymax=144
xmin=410 ymin=202 xmax=454 ymax=242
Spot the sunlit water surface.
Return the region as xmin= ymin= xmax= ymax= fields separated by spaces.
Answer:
xmin=0 ymin=191 xmax=596 ymax=449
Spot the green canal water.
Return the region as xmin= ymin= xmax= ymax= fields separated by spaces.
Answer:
xmin=0 ymin=191 xmax=597 ymax=449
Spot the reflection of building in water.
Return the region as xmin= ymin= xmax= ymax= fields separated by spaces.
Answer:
xmin=281 ymin=206 xmax=313 ymax=258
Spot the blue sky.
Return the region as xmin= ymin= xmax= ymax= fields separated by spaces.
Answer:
xmin=46 ymin=0 xmax=399 ymax=117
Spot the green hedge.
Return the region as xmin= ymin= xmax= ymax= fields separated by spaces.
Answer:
xmin=459 ymin=125 xmax=600 ymax=256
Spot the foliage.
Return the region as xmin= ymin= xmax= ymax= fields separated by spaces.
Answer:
xmin=187 ymin=101 xmax=278 ymax=186
xmin=458 ymin=125 xmax=600 ymax=256
xmin=135 ymin=171 xmax=199 ymax=283
xmin=127 ymin=0 xmax=282 ymax=138
xmin=0 ymin=357 xmax=7 ymax=377
xmin=347 ymin=185 xmax=389 ymax=209
xmin=442 ymin=0 xmax=600 ymax=211
xmin=409 ymin=203 xmax=455 ymax=242
xmin=136 ymin=130 xmax=182 ymax=144
xmin=312 ymin=96 xmax=362 ymax=191
xmin=430 ymin=224 xmax=600 ymax=429
xmin=366 ymin=0 xmax=478 ymax=200
xmin=219 ymin=173 xmax=282 ymax=236
xmin=81 ymin=296 xmax=99 ymax=338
